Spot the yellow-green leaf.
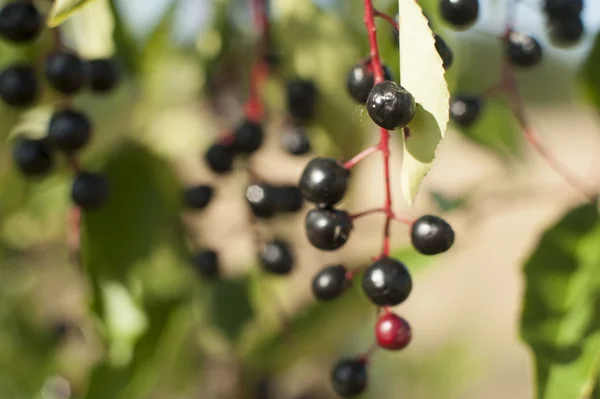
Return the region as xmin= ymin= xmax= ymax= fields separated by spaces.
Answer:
xmin=398 ymin=0 xmax=450 ymax=205
xmin=47 ymin=0 xmax=98 ymax=28
xmin=62 ymin=0 xmax=115 ymax=58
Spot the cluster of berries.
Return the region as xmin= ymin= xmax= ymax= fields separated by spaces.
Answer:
xmin=5 ymin=0 xmax=120 ymax=210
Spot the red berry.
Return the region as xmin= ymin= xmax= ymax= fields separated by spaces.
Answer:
xmin=375 ymin=312 xmax=411 ymax=350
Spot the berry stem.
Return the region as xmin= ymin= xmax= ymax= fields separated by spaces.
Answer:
xmin=244 ymin=0 xmax=270 ymax=122
xmin=374 ymin=9 xmax=399 ymax=31
xmin=343 ymin=145 xmax=379 ymax=169
xmin=351 ymin=207 xmax=385 ymax=220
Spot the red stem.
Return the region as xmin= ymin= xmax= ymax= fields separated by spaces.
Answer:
xmin=343 ymin=145 xmax=379 ymax=169
xmin=244 ymin=0 xmax=270 ymax=122
xmin=374 ymin=9 xmax=399 ymax=31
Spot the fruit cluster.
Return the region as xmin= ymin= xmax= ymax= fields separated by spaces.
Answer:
xmin=295 ymin=1 xmax=456 ymax=397
xmin=7 ymin=1 xmax=119 ymax=216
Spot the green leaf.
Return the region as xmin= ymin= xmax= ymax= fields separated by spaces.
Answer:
xmin=398 ymin=0 xmax=450 ymax=206
xmin=208 ymin=276 xmax=255 ymax=344
xmin=47 ymin=0 xmax=98 ymax=27
xmin=520 ymin=203 xmax=600 ymax=399
xmin=582 ymin=34 xmax=600 ymax=112
xmin=62 ymin=0 xmax=115 ymax=58
xmin=429 ymin=191 xmax=468 ymax=213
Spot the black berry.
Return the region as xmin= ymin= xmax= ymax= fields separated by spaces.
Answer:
xmin=48 ymin=109 xmax=92 ymax=153
xmin=305 ymin=208 xmax=353 ymax=251
xmin=71 ymin=172 xmax=110 ymax=210
xmin=361 ymin=257 xmax=412 ymax=306
xmin=191 ymin=250 xmax=219 ymax=278
xmin=411 ymin=215 xmax=455 ymax=255
xmin=366 ymin=80 xmax=416 ymax=130
xmin=183 ymin=184 xmax=214 ymax=210
xmin=544 ymin=0 xmax=583 ymax=19
xmin=13 ymin=137 xmax=54 ymax=177
xmin=346 ymin=60 xmax=393 ymax=104
xmin=273 ymin=185 xmax=303 ymax=213
xmin=298 ymin=157 xmax=349 ymax=207
xmin=330 ymin=358 xmax=367 ymax=397
xmin=312 ymin=264 xmax=349 ymax=301
xmin=45 ymin=51 xmax=87 ymax=95
xmin=204 ymin=143 xmax=235 ymax=174
xmin=246 ymin=184 xmax=277 ymax=218
xmin=232 ymin=120 xmax=264 ymax=154
xmin=434 ymin=34 xmax=454 ymax=70
xmin=548 ymin=17 xmax=584 ymax=47
xmin=506 ymin=32 xmax=543 ymax=67
xmin=440 ymin=0 xmax=479 ymax=29
xmin=0 ymin=64 xmax=38 ymax=107
xmin=449 ymin=94 xmax=482 ymax=128
xmin=281 ymin=125 xmax=311 ymax=155
xmin=260 ymin=240 xmax=295 ymax=275
xmin=0 ymin=1 xmax=42 ymax=44
xmin=286 ymin=79 xmax=317 ymax=121
xmin=86 ymin=59 xmax=120 ymax=93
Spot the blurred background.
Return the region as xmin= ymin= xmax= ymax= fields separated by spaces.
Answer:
xmin=0 ymin=0 xmax=599 ymax=398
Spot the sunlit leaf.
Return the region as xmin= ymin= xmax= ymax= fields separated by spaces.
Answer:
xmin=398 ymin=0 xmax=450 ymax=205
xmin=47 ymin=0 xmax=98 ymax=27
xmin=62 ymin=0 xmax=115 ymax=58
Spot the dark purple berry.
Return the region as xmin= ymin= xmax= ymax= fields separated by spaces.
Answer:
xmin=273 ymin=185 xmax=303 ymax=213
xmin=204 ymin=143 xmax=235 ymax=174
xmin=548 ymin=16 xmax=584 ymax=47
xmin=440 ymin=0 xmax=479 ymax=29
xmin=434 ymin=34 xmax=454 ymax=70
xmin=366 ymin=80 xmax=415 ymax=130
xmin=48 ymin=109 xmax=92 ymax=153
xmin=183 ymin=184 xmax=214 ymax=210
xmin=346 ymin=60 xmax=393 ymax=104
xmin=544 ymin=0 xmax=583 ymax=19
xmin=232 ymin=120 xmax=264 ymax=154
xmin=86 ymin=58 xmax=120 ymax=93
xmin=281 ymin=125 xmax=311 ymax=155
xmin=361 ymin=257 xmax=412 ymax=306
xmin=13 ymin=137 xmax=54 ymax=177
xmin=71 ymin=172 xmax=110 ymax=210
xmin=260 ymin=240 xmax=294 ymax=275
xmin=287 ymin=79 xmax=317 ymax=121
xmin=246 ymin=183 xmax=277 ymax=218
xmin=305 ymin=208 xmax=353 ymax=251
xmin=450 ymin=94 xmax=482 ymax=128
xmin=191 ymin=250 xmax=219 ymax=278
xmin=312 ymin=264 xmax=349 ymax=301
xmin=506 ymin=32 xmax=543 ymax=67
xmin=375 ymin=312 xmax=412 ymax=350
xmin=0 ymin=64 xmax=38 ymax=107
xmin=411 ymin=214 xmax=455 ymax=255
xmin=330 ymin=358 xmax=367 ymax=397
xmin=298 ymin=157 xmax=349 ymax=207
xmin=0 ymin=1 xmax=42 ymax=44
xmin=45 ymin=51 xmax=86 ymax=95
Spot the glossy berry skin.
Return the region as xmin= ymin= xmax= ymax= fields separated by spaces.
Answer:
xmin=366 ymin=81 xmax=416 ymax=130
xmin=246 ymin=184 xmax=277 ymax=218
xmin=45 ymin=52 xmax=87 ymax=95
xmin=0 ymin=1 xmax=42 ymax=44
xmin=183 ymin=184 xmax=214 ymax=210
xmin=305 ymin=208 xmax=353 ymax=251
xmin=330 ymin=358 xmax=367 ymax=397
xmin=233 ymin=120 xmax=263 ymax=154
xmin=281 ymin=125 xmax=311 ymax=155
xmin=260 ymin=240 xmax=294 ymax=275
xmin=506 ymin=33 xmax=543 ymax=67
xmin=86 ymin=59 xmax=120 ymax=93
xmin=274 ymin=185 xmax=303 ymax=213
xmin=312 ymin=264 xmax=349 ymax=301
xmin=440 ymin=0 xmax=479 ymax=29
xmin=13 ymin=137 xmax=54 ymax=177
xmin=298 ymin=157 xmax=349 ymax=207
xmin=191 ymin=250 xmax=219 ymax=278
xmin=48 ymin=109 xmax=92 ymax=153
xmin=361 ymin=257 xmax=412 ymax=306
xmin=0 ymin=64 xmax=38 ymax=107
xmin=450 ymin=95 xmax=482 ymax=128
xmin=71 ymin=172 xmax=110 ymax=210
xmin=434 ymin=34 xmax=454 ymax=70
xmin=548 ymin=17 xmax=584 ymax=47
xmin=204 ymin=143 xmax=235 ymax=174
xmin=346 ymin=60 xmax=393 ymax=104
xmin=544 ymin=0 xmax=583 ymax=19
xmin=286 ymin=79 xmax=317 ymax=121
xmin=375 ymin=313 xmax=412 ymax=350
xmin=411 ymin=215 xmax=455 ymax=255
